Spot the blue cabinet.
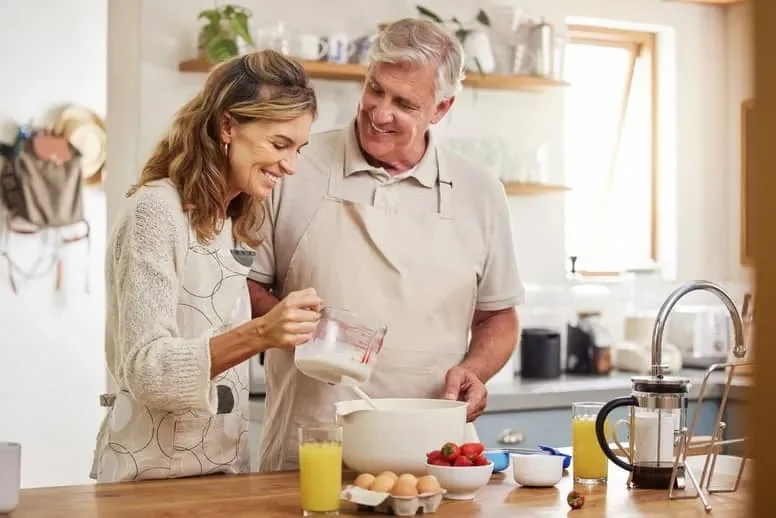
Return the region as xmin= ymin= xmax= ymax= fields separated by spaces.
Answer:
xmin=474 ymin=400 xmax=722 ymax=450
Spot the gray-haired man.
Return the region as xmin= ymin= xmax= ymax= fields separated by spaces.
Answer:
xmin=248 ymin=17 xmax=525 ymax=472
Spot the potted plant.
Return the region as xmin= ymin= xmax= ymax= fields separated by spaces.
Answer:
xmin=197 ymin=4 xmax=254 ymax=63
xmin=416 ymin=5 xmax=494 ymax=74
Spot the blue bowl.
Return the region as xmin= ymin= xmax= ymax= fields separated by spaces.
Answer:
xmin=483 ymin=449 xmax=511 ymax=472
xmin=537 ymin=444 xmax=572 ymax=469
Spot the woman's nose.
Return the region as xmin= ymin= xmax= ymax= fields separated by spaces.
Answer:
xmin=279 ymin=157 xmax=295 ymax=175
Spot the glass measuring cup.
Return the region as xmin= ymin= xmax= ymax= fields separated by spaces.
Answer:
xmin=294 ymin=307 xmax=387 ymax=386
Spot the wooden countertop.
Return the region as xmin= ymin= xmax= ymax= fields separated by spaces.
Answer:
xmin=13 ymin=455 xmax=749 ymax=517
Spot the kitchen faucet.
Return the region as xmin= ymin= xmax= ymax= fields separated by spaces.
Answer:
xmin=650 ymin=280 xmax=746 ymax=377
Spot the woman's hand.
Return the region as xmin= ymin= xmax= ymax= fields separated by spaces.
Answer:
xmin=254 ymin=288 xmax=322 ymax=349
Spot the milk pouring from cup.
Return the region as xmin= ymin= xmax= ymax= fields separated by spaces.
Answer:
xmin=294 ymin=307 xmax=387 ymax=386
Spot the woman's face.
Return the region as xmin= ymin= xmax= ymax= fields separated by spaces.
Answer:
xmin=221 ymin=113 xmax=314 ymax=201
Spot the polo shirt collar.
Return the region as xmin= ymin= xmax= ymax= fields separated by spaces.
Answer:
xmin=343 ymin=119 xmax=438 ymax=188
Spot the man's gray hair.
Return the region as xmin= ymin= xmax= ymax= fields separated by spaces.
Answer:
xmin=368 ymin=18 xmax=465 ymax=102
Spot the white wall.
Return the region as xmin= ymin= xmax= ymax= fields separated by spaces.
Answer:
xmin=0 ymin=0 xmax=108 ymax=488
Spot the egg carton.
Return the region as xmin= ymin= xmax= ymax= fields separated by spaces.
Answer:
xmin=341 ymin=485 xmax=445 ymax=516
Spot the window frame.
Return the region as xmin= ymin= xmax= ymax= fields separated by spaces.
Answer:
xmin=565 ymin=25 xmax=659 ymax=277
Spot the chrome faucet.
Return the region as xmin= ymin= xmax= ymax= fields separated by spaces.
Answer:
xmin=650 ymin=280 xmax=746 ymax=377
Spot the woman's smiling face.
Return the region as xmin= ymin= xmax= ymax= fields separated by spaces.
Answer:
xmin=221 ymin=113 xmax=313 ymax=200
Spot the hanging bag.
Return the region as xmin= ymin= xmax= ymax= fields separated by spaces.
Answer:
xmin=0 ymin=129 xmax=90 ymax=293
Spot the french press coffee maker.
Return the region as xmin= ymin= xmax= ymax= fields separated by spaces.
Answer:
xmin=593 ymin=281 xmax=709 ymax=490
xmin=595 ymin=374 xmax=690 ymax=489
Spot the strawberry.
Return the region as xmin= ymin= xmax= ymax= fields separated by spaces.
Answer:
xmin=426 ymin=449 xmax=443 ymax=463
xmin=460 ymin=442 xmax=485 ymax=457
xmin=453 ymin=455 xmax=474 ymax=466
xmin=440 ymin=442 xmax=461 ymax=463
xmin=429 ymin=458 xmax=450 ymax=466
xmin=471 ymin=454 xmax=489 ymax=466
xmin=567 ymin=490 xmax=585 ymax=510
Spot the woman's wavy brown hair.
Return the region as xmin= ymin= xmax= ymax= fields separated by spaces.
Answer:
xmin=128 ymin=50 xmax=317 ymax=248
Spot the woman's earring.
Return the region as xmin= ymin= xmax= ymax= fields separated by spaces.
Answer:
xmin=223 ymin=142 xmax=230 ymax=156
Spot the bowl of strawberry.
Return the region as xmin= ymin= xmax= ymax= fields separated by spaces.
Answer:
xmin=425 ymin=442 xmax=494 ymax=500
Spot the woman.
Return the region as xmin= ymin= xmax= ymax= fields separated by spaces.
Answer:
xmin=90 ymin=50 xmax=321 ymax=483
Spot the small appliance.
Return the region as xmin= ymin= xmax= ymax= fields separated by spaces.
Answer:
xmin=519 ymin=328 xmax=561 ymax=379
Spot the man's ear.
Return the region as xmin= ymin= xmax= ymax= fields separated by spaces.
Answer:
xmin=430 ymin=96 xmax=455 ymax=125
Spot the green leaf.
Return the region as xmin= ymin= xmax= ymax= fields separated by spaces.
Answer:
xmin=476 ymin=9 xmax=491 ymax=27
xmin=207 ymin=38 xmax=239 ymax=63
xmin=230 ymin=12 xmax=253 ymax=46
xmin=200 ymin=22 xmax=221 ymax=41
xmin=222 ymin=5 xmax=235 ymax=17
xmin=475 ymin=9 xmax=489 ymax=26
xmin=198 ymin=9 xmax=219 ymax=21
xmin=416 ymin=5 xmax=443 ymax=23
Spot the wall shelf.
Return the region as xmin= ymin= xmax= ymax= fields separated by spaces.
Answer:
xmin=663 ymin=0 xmax=744 ymax=5
xmin=178 ymin=58 xmax=569 ymax=93
xmin=502 ymin=182 xmax=570 ymax=196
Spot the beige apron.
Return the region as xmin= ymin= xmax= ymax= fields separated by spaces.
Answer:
xmin=259 ymin=131 xmax=478 ymax=472
xmin=90 ymin=227 xmax=251 ymax=482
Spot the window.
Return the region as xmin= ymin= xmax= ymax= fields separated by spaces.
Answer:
xmin=563 ymin=26 xmax=657 ymax=275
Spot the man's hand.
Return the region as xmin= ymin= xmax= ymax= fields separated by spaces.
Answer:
xmin=443 ymin=365 xmax=488 ymax=422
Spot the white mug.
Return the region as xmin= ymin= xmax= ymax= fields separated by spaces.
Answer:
xmin=0 ymin=442 xmax=20 ymax=514
xmin=291 ymin=34 xmax=328 ymax=61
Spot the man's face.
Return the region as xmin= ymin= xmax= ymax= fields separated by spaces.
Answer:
xmin=356 ymin=62 xmax=453 ymax=164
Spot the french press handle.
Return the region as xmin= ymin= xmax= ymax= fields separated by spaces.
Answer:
xmin=595 ymin=395 xmax=638 ymax=472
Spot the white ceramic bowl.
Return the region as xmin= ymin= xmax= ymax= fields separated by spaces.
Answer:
xmin=334 ymin=398 xmax=468 ymax=475
xmin=511 ymin=453 xmax=564 ymax=487
xmin=425 ymin=462 xmax=494 ymax=500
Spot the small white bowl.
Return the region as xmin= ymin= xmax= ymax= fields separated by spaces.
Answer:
xmin=511 ymin=453 xmax=564 ymax=487
xmin=425 ymin=462 xmax=494 ymax=500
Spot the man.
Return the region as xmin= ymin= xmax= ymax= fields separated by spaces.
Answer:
xmin=248 ymin=17 xmax=525 ymax=472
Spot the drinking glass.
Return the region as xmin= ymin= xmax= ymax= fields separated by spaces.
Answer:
xmin=571 ymin=402 xmax=609 ymax=484
xmin=0 ymin=442 xmax=21 ymax=514
xmin=299 ymin=424 xmax=343 ymax=516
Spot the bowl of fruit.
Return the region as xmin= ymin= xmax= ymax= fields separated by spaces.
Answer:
xmin=425 ymin=441 xmax=494 ymax=500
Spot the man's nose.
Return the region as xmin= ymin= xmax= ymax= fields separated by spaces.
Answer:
xmin=371 ymin=106 xmax=393 ymax=125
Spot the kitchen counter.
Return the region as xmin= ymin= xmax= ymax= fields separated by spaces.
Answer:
xmin=13 ymin=453 xmax=750 ymax=517
xmin=249 ymin=369 xmax=750 ymax=422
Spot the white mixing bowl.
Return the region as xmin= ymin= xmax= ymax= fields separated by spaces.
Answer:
xmin=334 ymin=398 xmax=468 ymax=475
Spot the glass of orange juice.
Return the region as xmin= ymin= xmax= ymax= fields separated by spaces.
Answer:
xmin=299 ymin=424 xmax=343 ymax=516
xmin=572 ymin=401 xmax=610 ymax=485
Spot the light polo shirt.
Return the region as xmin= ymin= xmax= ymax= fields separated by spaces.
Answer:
xmin=249 ymin=121 xmax=525 ymax=312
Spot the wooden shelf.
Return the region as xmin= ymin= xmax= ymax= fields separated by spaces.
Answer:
xmin=502 ymin=182 xmax=570 ymax=196
xmin=664 ymin=0 xmax=744 ymax=4
xmin=178 ymin=58 xmax=568 ymax=92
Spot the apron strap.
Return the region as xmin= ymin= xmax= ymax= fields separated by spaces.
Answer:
xmin=327 ymin=132 xmax=347 ymax=197
xmin=435 ymin=146 xmax=453 ymax=219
